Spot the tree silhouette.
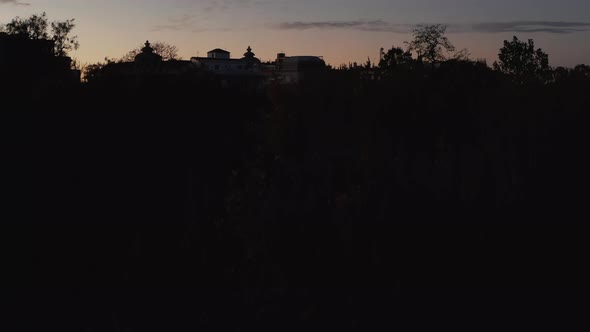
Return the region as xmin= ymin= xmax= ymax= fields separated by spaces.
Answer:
xmin=406 ymin=24 xmax=455 ymax=63
xmin=379 ymin=46 xmax=413 ymax=68
xmin=82 ymin=57 xmax=118 ymax=82
xmin=51 ymin=19 xmax=79 ymax=57
xmin=2 ymin=12 xmax=79 ymax=57
xmin=573 ymin=64 xmax=590 ymax=78
xmin=4 ymin=12 xmax=49 ymax=40
xmin=493 ymin=36 xmax=549 ymax=84
xmin=378 ymin=46 xmax=415 ymax=79
xmin=452 ymin=48 xmax=471 ymax=61
xmin=120 ymin=41 xmax=180 ymax=62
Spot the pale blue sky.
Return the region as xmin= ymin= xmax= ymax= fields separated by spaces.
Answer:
xmin=2 ymin=0 xmax=589 ymax=66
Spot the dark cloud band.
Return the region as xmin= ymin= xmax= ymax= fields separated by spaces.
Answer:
xmin=0 ymin=0 xmax=30 ymax=6
xmin=276 ymin=20 xmax=413 ymax=33
xmin=471 ymin=21 xmax=590 ymax=34
xmin=276 ymin=20 xmax=590 ymax=34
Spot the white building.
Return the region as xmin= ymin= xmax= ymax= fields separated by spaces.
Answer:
xmin=190 ymin=47 xmax=327 ymax=85
xmin=191 ymin=47 xmax=262 ymax=74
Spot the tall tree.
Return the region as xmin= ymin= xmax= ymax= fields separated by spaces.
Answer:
xmin=365 ymin=57 xmax=372 ymax=69
xmin=493 ymin=36 xmax=550 ymax=83
xmin=2 ymin=12 xmax=79 ymax=57
xmin=51 ymin=19 xmax=79 ymax=57
xmin=406 ymin=24 xmax=455 ymax=63
xmin=120 ymin=41 xmax=180 ymax=62
xmin=573 ymin=64 xmax=590 ymax=78
xmin=4 ymin=12 xmax=49 ymax=40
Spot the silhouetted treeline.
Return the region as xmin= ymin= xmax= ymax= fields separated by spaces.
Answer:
xmin=4 ymin=56 xmax=590 ymax=330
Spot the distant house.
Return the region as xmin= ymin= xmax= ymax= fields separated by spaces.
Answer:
xmin=273 ymin=53 xmax=326 ymax=84
xmin=207 ymin=48 xmax=230 ymax=59
xmin=191 ymin=47 xmax=327 ymax=85
xmin=90 ymin=41 xmax=328 ymax=89
xmin=191 ymin=46 xmax=265 ymax=89
xmin=191 ymin=46 xmax=262 ymax=73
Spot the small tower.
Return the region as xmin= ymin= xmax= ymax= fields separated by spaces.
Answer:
xmin=142 ymin=41 xmax=154 ymax=54
xmin=243 ymin=46 xmax=255 ymax=59
xmin=241 ymin=46 xmax=261 ymax=70
xmin=134 ymin=40 xmax=162 ymax=64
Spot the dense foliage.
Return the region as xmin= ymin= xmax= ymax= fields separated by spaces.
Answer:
xmin=406 ymin=24 xmax=455 ymax=63
xmin=3 ymin=17 xmax=590 ymax=330
xmin=494 ymin=36 xmax=550 ymax=84
xmin=1 ymin=12 xmax=79 ymax=57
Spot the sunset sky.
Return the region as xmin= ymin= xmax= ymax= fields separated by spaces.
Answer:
xmin=2 ymin=0 xmax=589 ymax=67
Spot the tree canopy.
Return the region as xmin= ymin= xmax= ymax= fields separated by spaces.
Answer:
xmin=493 ymin=36 xmax=550 ymax=83
xmin=1 ymin=12 xmax=79 ymax=57
xmin=4 ymin=12 xmax=49 ymax=40
xmin=406 ymin=24 xmax=455 ymax=63
xmin=379 ymin=47 xmax=414 ymax=68
xmin=51 ymin=19 xmax=80 ymax=57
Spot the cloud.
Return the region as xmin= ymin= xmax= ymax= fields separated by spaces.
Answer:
xmin=275 ymin=20 xmax=590 ymax=34
xmin=191 ymin=27 xmax=232 ymax=33
xmin=152 ymin=0 xmax=266 ymax=33
xmin=151 ymin=14 xmax=197 ymax=32
xmin=471 ymin=21 xmax=590 ymax=34
xmin=171 ymin=0 xmax=258 ymax=13
xmin=0 ymin=0 xmax=30 ymax=5
xmin=275 ymin=20 xmax=413 ymax=33
xmin=204 ymin=0 xmax=259 ymax=12
xmin=151 ymin=13 xmax=236 ymax=33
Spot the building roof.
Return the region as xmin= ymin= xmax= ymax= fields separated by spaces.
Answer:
xmin=135 ymin=41 xmax=163 ymax=64
xmin=286 ymin=56 xmax=324 ymax=61
xmin=191 ymin=57 xmax=243 ymax=62
xmin=208 ymin=48 xmax=230 ymax=54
